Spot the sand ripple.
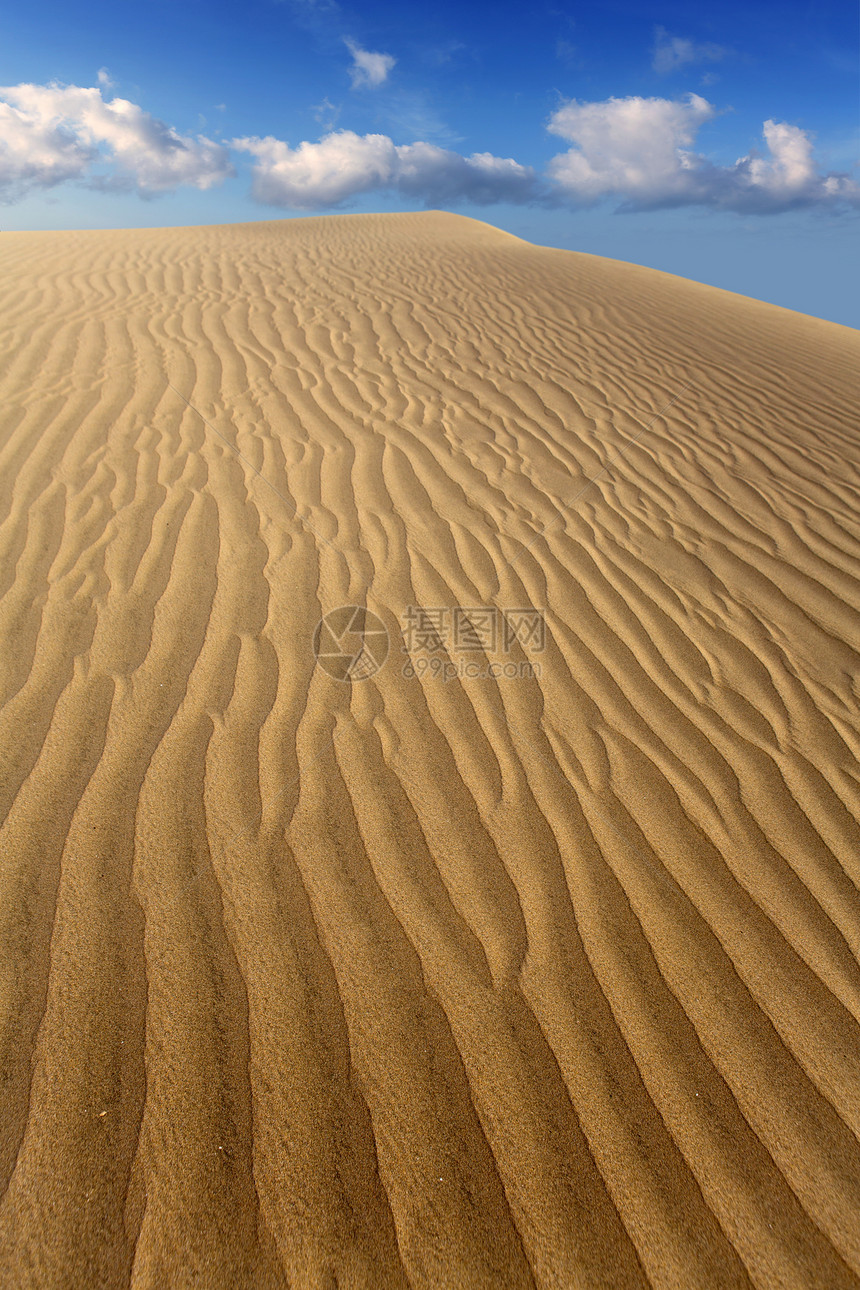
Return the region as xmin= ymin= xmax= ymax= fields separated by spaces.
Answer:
xmin=1 ymin=212 xmax=859 ymax=1287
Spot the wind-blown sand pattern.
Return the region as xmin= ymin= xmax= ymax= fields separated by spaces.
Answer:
xmin=1 ymin=211 xmax=859 ymax=1288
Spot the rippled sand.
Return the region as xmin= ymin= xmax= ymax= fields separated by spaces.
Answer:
xmin=1 ymin=211 xmax=859 ymax=1287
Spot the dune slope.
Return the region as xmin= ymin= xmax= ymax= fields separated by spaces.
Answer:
xmin=0 ymin=211 xmax=859 ymax=1288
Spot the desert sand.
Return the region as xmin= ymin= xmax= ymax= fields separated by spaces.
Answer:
xmin=0 ymin=210 xmax=859 ymax=1287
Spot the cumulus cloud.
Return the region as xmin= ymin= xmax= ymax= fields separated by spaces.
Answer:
xmin=345 ymin=39 xmax=395 ymax=89
xmin=0 ymin=81 xmax=232 ymax=200
xmin=235 ymin=132 xmax=395 ymax=207
xmin=232 ymin=129 xmax=536 ymax=208
xmin=547 ymin=94 xmax=860 ymax=213
xmin=548 ymin=93 xmax=714 ymax=205
xmin=396 ymin=142 xmax=536 ymax=204
xmin=652 ymin=28 xmax=729 ymax=75
xmin=234 ymin=95 xmax=856 ymax=217
xmin=1 ymin=78 xmax=854 ymax=219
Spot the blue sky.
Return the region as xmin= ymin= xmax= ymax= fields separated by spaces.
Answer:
xmin=2 ymin=0 xmax=857 ymax=323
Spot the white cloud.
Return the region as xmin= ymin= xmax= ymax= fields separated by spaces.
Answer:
xmin=548 ymin=93 xmax=714 ymax=205
xmin=344 ymin=38 xmax=395 ymax=89
xmin=1 ymin=79 xmax=854 ymax=219
xmin=235 ymin=105 xmax=857 ymax=215
xmin=733 ymin=119 xmax=859 ymax=208
xmin=653 ymin=28 xmax=729 ymax=74
xmin=97 ymin=67 xmax=115 ymax=89
xmin=235 ymin=132 xmax=396 ymax=207
xmin=0 ymin=81 xmax=233 ymax=200
xmin=547 ymin=95 xmax=860 ymax=213
xmin=232 ymin=129 xmax=536 ymax=208
xmin=396 ymin=141 xmax=535 ymax=203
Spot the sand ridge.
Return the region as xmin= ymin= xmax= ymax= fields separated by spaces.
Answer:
xmin=0 ymin=211 xmax=859 ymax=1287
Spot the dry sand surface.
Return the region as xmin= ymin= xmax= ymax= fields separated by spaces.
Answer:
xmin=1 ymin=210 xmax=859 ymax=1288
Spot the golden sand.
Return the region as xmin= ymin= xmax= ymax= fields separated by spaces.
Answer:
xmin=0 ymin=211 xmax=859 ymax=1286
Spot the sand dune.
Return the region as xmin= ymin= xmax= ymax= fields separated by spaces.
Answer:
xmin=0 ymin=210 xmax=859 ymax=1287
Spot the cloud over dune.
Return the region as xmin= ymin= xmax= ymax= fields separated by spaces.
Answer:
xmin=547 ymin=95 xmax=860 ymax=213
xmin=238 ymin=103 xmax=858 ymax=214
xmin=233 ymin=130 xmax=536 ymax=208
xmin=0 ymin=80 xmax=855 ymax=215
xmin=0 ymin=82 xmax=232 ymax=199
xmin=548 ymin=93 xmax=716 ymax=206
